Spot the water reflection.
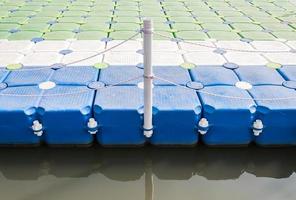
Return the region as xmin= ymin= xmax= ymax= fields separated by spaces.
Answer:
xmin=0 ymin=146 xmax=295 ymax=180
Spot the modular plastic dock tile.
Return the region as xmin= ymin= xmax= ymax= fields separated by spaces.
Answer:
xmin=208 ymin=31 xmax=242 ymax=40
xmin=224 ymin=52 xmax=268 ymax=66
xmin=109 ymin=31 xmax=141 ymax=40
xmin=0 ymin=52 xmax=24 ymax=66
xmin=58 ymin=17 xmax=86 ymax=24
xmin=150 ymin=86 xmax=201 ymax=145
xmin=231 ymin=23 xmax=263 ymax=31
xmin=240 ymin=31 xmax=276 ymax=40
xmin=235 ymin=66 xmax=284 ymax=85
xmin=4 ymin=69 xmax=52 ymax=86
xmin=261 ymin=23 xmax=293 ymax=31
xmin=8 ymin=31 xmax=43 ymax=40
xmin=27 ymin=17 xmax=56 ymax=24
xmin=251 ymin=41 xmax=290 ymax=51
xmin=190 ymin=66 xmax=239 ymax=86
xmin=216 ymin=41 xmax=254 ymax=51
xmin=196 ymin=17 xmax=223 ymax=23
xmin=0 ymin=86 xmax=41 ymax=145
xmin=201 ymin=23 xmax=232 ymax=31
xmin=153 ymin=31 xmax=174 ymax=40
xmin=76 ymin=31 xmax=107 ymax=40
xmin=50 ymin=66 xmax=99 ymax=85
xmin=19 ymin=23 xmax=50 ymax=32
xmin=184 ymin=52 xmax=226 ymax=66
xmin=0 ymin=17 xmax=28 ymax=25
xmin=43 ymin=31 xmax=76 ymax=40
xmin=152 ymin=23 xmax=171 ymax=31
xmin=99 ymin=65 xmax=143 ymax=86
xmin=61 ymin=52 xmax=103 ymax=66
xmin=249 ymin=86 xmax=296 ymax=146
xmin=264 ymin=52 xmax=296 ymax=65
xmin=153 ymin=66 xmax=191 ymax=85
xmin=152 ymin=52 xmax=184 ymax=66
xmin=94 ymin=86 xmax=145 ymax=146
xmin=50 ymin=23 xmax=80 ymax=31
xmin=38 ymin=86 xmax=95 ymax=145
xmin=198 ymin=86 xmax=256 ymax=146
xmin=0 ymin=40 xmax=33 ymax=52
xmin=152 ymin=40 xmax=179 ymax=52
xmin=272 ymin=32 xmax=296 ymax=40
xmin=171 ymin=23 xmax=202 ymax=31
xmin=113 ymin=17 xmax=142 ymax=24
xmin=111 ymin=23 xmax=140 ymax=31
xmin=179 ymin=40 xmax=216 ymax=51
xmin=80 ymin=23 xmax=110 ymax=31
xmin=0 ymin=24 xmax=19 ymax=31
xmin=69 ymin=40 xmax=105 ymax=52
xmin=175 ymin=31 xmax=209 ymax=40
xmin=169 ymin=17 xmax=196 ymax=23
xmin=103 ymin=51 xmax=142 ymax=66
xmin=21 ymin=52 xmax=63 ymax=66
xmin=32 ymin=40 xmax=70 ymax=52
xmin=106 ymin=40 xmax=142 ymax=52
xmin=5 ymin=66 xmax=99 ymax=145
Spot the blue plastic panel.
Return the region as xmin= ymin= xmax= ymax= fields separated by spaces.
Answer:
xmin=39 ymin=86 xmax=95 ymax=145
xmin=235 ymin=66 xmax=284 ymax=85
xmin=2 ymin=67 xmax=99 ymax=145
xmin=250 ymin=85 xmax=296 ymax=146
xmin=94 ymin=86 xmax=145 ymax=146
xmin=190 ymin=66 xmax=239 ymax=86
xmin=198 ymin=86 xmax=256 ymax=145
xmin=51 ymin=66 xmax=99 ymax=85
xmin=4 ymin=69 xmax=52 ymax=86
xmin=0 ymin=86 xmax=41 ymax=144
xmin=153 ymin=66 xmax=191 ymax=85
xmin=151 ymin=86 xmax=201 ymax=145
xmin=99 ymin=66 xmax=142 ymax=86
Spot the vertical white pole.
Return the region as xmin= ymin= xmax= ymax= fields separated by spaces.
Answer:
xmin=143 ymin=19 xmax=153 ymax=138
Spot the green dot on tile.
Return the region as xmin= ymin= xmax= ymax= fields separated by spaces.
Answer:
xmin=180 ymin=62 xmax=196 ymax=69
xmin=6 ymin=63 xmax=23 ymax=70
xmin=94 ymin=62 xmax=109 ymax=69
xmin=169 ymin=29 xmax=178 ymax=33
xmin=266 ymin=62 xmax=282 ymax=69
xmin=105 ymin=29 xmax=114 ymax=33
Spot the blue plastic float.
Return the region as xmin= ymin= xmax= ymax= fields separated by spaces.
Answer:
xmin=0 ymin=64 xmax=295 ymax=146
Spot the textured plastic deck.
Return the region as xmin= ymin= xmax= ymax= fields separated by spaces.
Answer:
xmin=0 ymin=0 xmax=296 ymax=41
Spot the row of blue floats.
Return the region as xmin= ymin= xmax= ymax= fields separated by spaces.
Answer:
xmin=0 ymin=64 xmax=296 ymax=146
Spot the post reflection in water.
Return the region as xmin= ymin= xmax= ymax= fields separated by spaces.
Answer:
xmin=0 ymin=146 xmax=295 ymax=200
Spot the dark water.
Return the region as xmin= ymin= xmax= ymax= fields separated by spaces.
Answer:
xmin=0 ymin=146 xmax=295 ymax=200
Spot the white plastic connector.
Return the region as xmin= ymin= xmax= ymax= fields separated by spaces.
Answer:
xmin=144 ymin=129 xmax=153 ymax=138
xmin=198 ymin=118 xmax=209 ymax=135
xmin=253 ymin=119 xmax=263 ymax=136
xmin=87 ymin=118 xmax=98 ymax=135
xmin=32 ymin=120 xmax=43 ymax=136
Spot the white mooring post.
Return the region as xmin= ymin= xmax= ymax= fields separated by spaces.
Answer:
xmin=143 ymin=19 xmax=153 ymax=138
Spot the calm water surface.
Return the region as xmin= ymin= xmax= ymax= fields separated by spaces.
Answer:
xmin=0 ymin=146 xmax=295 ymax=200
